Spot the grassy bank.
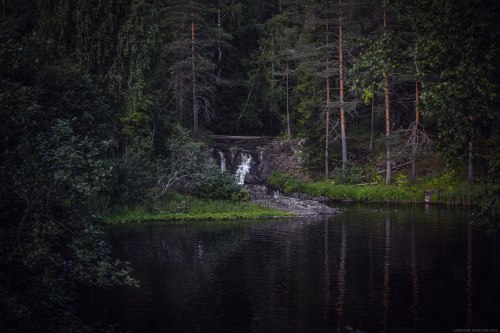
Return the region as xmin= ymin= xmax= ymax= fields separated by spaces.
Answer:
xmin=269 ymin=172 xmax=500 ymax=210
xmin=103 ymin=195 xmax=293 ymax=224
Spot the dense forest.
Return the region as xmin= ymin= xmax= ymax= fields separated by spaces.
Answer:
xmin=1 ymin=0 xmax=499 ymax=331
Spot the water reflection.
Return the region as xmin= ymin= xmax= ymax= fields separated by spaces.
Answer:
xmin=410 ymin=222 xmax=419 ymax=328
xmin=81 ymin=205 xmax=500 ymax=333
xmin=467 ymin=223 xmax=473 ymax=328
xmin=336 ymin=222 xmax=347 ymax=333
xmin=369 ymin=231 xmax=374 ymax=302
xmin=381 ymin=215 xmax=391 ymax=333
xmin=324 ymin=218 xmax=332 ymax=320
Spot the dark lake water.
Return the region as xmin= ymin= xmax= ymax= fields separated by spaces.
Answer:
xmin=81 ymin=204 xmax=500 ymax=333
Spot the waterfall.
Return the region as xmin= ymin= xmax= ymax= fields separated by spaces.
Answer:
xmin=218 ymin=150 xmax=226 ymax=172
xmin=235 ymin=153 xmax=252 ymax=185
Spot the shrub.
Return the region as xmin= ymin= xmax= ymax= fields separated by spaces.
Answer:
xmin=153 ymin=125 xmax=204 ymax=198
xmin=473 ymin=185 xmax=500 ymax=223
xmin=110 ymin=156 xmax=154 ymax=204
xmin=395 ymin=174 xmax=409 ymax=186
xmin=330 ymin=163 xmax=365 ymax=184
xmin=193 ymin=164 xmax=248 ymax=201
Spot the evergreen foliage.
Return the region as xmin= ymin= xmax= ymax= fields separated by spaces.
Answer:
xmin=0 ymin=0 xmax=499 ymax=330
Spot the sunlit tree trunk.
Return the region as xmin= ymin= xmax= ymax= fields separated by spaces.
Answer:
xmin=339 ymin=5 xmax=347 ymax=171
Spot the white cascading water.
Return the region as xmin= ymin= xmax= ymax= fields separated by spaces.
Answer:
xmin=218 ymin=150 xmax=226 ymax=172
xmin=235 ymin=153 xmax=252 ymax=185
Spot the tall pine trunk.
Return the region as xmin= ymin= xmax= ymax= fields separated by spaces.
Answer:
xmin=191 ymin=12 xmax=198 ymax=137
xmin=325 ymin=20 xmax=331 ymax=178
xmin=384 ymin=71 xmax=391 ymax=185
xmin=383 ymin=0 xmax=391 ymax=185
xmin=339 ymin=7 xmax=347 ymax=171
xmin=286 ymin=63 xmax=291 ymax=140
xmin=369 ymin=93 xmax=375 ymax=151
xmin=468 ymin=138 xmax=474 ymax=183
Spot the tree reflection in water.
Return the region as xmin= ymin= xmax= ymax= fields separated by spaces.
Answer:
xmin=324 ymin=218 xmax=332 ymax=320
xmin=467 ymin=223 xmax=473 ymax=328
xmin=336 ymin=222 xmax=347 ymax=333
xmin=382 ymin=215 xmax=391 ymax=333
xmin=410 ymin=221 xmax=419 ymax=328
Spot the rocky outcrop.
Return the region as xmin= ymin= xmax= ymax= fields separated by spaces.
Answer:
xmin=210 ymin=136 xmax=303 ymax=185
xmin=245 ymin=185 xmax=339 ymax=217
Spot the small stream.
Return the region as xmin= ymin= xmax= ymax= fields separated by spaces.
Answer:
xmin=80 ymin=204 xmax=500 ymax=332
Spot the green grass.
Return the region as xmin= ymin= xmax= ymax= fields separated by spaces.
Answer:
xmin=269 ymin=172 xmax=496 ymax=206
xmin=269 ymin=173 xmax=422 ymax=203
xmin=104 ymin=195 xmax=293 ymax=224
xmin=302 ymin=182 xmax=421 ymax=203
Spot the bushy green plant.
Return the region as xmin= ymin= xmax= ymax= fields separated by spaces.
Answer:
xmin=473 ymin=185 xmax=500 ymax=223
xmin=193 ymin=165 xmax=248 ymax=201
xmin=362 ymin=165 xmax=384 ymax=184
xmin=110 ymin=155 xmax=154 ymax=204
xmin=153 ymin=125 xmax=204 ymax=198
xmin=395 ymin=174 xmax=409 ymax=186
xmin=330 ymin=164 xmax=366 ymax=185
xmin=423 ymin=169 xmax=459 ymax=190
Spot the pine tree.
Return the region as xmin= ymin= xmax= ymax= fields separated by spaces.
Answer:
xmin=162 ymin=0 xmax=231 ymax=137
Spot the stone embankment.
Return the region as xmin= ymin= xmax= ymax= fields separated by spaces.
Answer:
xmin=245 ymin=185 xmax=339 ymax=217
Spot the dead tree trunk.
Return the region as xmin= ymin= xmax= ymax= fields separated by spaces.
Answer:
xmin=411 ymin=81 xmax=419 ymax=182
